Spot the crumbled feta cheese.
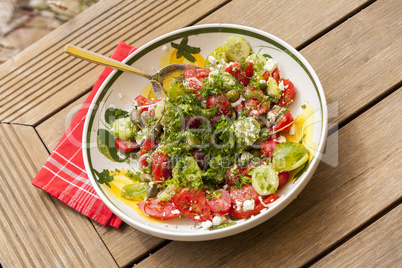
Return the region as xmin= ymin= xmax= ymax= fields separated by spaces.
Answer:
xmin=263 ymin=58 xmax=278 ymax=73
xmin=267 ymin=111 xmax=276 ymax=126
xmin=208 ymin=55 xmax=218 ymax=65
xmin=278 ymin=80 xmax=285 ymax=92
xmin=201 ymin=220 xmax=213 ymax=230
xmin=243 ymin=199 xmax=255 ymax=211
xmin=212 ymin=215 xmax=226 ymax=226
xmin=289 ymin=124 xmax=296 ymax=135
xmin=171 ymin=209 xmax=181 ymax=215
xmin=259 ymin=79 xmax=267 ymax=84
xmin=194 ymin=215 xmax=200 ymax=221
xmin=277 ymin=135 xmax=286 ymax=143
xmin=235 ymin=199 xmax=243 ymax=211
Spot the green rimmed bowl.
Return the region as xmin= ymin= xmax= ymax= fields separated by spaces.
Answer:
xmin=82 ymin=24 xmax=328 ymax=241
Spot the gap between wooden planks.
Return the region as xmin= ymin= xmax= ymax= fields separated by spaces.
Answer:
xmin=33 ymin=0 xmax=402 ymax=266
xmin=0 ymin=123 xmax=118 ymax=267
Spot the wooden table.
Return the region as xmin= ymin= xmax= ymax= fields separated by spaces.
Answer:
xmin=0 ymin=0 xmax=401 ymax=267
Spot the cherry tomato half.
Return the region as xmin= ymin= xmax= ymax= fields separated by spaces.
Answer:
xmin=263 ymin=67 xmax=280 ymax=83
xmin=224 ymin=62 xmax=254 ymax=86
xmin=115 ymin=138 xmax=138 ymax=152
xmin=135 ymin=95 xmax=159 ymax=112
xmin=184 ymin=68 xmax=210 ymax=82
xmin=172 ymin=188 xmax=212 ymax=222
xmin=225 ymin=164 xmax=243 ymax=186
xmin=137 ymin=199 xmax=181 ymax=220
xmin=278 ymin=79 xmax=295 ymax=106
xmin=206 ymin=189 xmax=231 ymax=215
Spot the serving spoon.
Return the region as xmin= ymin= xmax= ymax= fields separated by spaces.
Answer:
xmin=64 ymin=44 xmax=202 ymax=98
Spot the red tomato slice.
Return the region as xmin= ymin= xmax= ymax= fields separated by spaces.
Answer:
xmin=242 ymin=163 xmax=258 ymax=178
xmin=261 ymin=140 xmax=280 ymax=159
xmin=137 ymin=199 xmax=181 ymax=220
xmin=230 ymin=193 xmax=279 ymax=219
xmin=245 ymin=99 xmax=269 ymax=117
xmin=278 ymin=172 xmax=289 ymax=189
xmin=244 ymin=88 xmax=265 ymax=101
xmin=206 ymin=94 xmax=231 ymax=116
xmin=115 ymin=138 xmax=138 ymax=152
xmin=152 ymin=151 xmax=172 ymax=182
xmin=140 ymin=140 xmax=157 ymax=156
xmin=274 ymin=110 xmax=294 ymax=132
xmin=278 ymin=79 xmax=295 ymax=106
xmin=229 ymin=184 xmax=260 ymax=206
xmin=206 ymin=189 xmax=231 ymax=215
xmin=171 ymin=188 xmax=212 ymax=222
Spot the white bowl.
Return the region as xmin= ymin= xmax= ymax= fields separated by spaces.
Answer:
xmin=82 ymin=24 xmax=328 ymax=241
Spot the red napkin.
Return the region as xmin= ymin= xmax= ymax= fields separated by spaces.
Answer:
xmin=32 ymin=42 xmax=136 ymax=228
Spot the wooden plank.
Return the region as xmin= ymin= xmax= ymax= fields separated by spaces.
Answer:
xmin=312 ymin=205 xmax=402 ymax=267
xmin=199 ymin=0 xmax=402 ymax=129
xmin=0 ymin=0 xmax=227 ymax=126
xmin=134 ymin=87 xmax=402 ymax=267
xmin=0 ymin=124 xmax=118 ymax=267
xmin=198 ymin=0 xmax=369 ymax=48
xmin=36 ymin=93 xmax=89 ymax=152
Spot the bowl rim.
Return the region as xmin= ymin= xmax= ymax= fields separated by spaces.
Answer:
xmin=82 ymin=23 xmax=328 ymax=241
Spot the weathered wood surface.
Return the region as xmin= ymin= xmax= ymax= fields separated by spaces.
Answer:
xmin=0 ymin=0 xmax=228 ymax=126
xmin=136 ymin=88 xmax=402 ymax=267
xmin=1 ymin=0 xmax=401 ymax=267
xmin=0 ymin=124 xmax=117 ymax=267
xmin=312 ymin=205 xmax=402 ymax=268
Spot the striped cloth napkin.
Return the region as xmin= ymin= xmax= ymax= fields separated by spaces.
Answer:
xmin=32 ymin=42 xmax=136 ymax=228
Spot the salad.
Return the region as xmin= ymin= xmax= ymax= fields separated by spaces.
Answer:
xmin=96 ymin=36 xmax=310 ymax=229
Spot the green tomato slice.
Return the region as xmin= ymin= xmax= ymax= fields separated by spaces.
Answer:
xmin=121 ymin=182 xmax=147 ymax=200
xmin=252 ymin=165 xmax=279 ymax=196
xmin=272 ymin=142 xmax=309 ymax=172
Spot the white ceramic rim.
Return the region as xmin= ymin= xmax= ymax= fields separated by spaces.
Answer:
xmin=82 ymin=23 xmax=328 ymax=241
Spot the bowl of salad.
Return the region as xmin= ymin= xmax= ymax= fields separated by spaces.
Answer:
xmin=82 ymin=24 xmax=327 ymax=241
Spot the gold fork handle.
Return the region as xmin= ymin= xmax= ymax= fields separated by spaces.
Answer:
xmin=64 ymin=44 xmax=151 ymax=79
